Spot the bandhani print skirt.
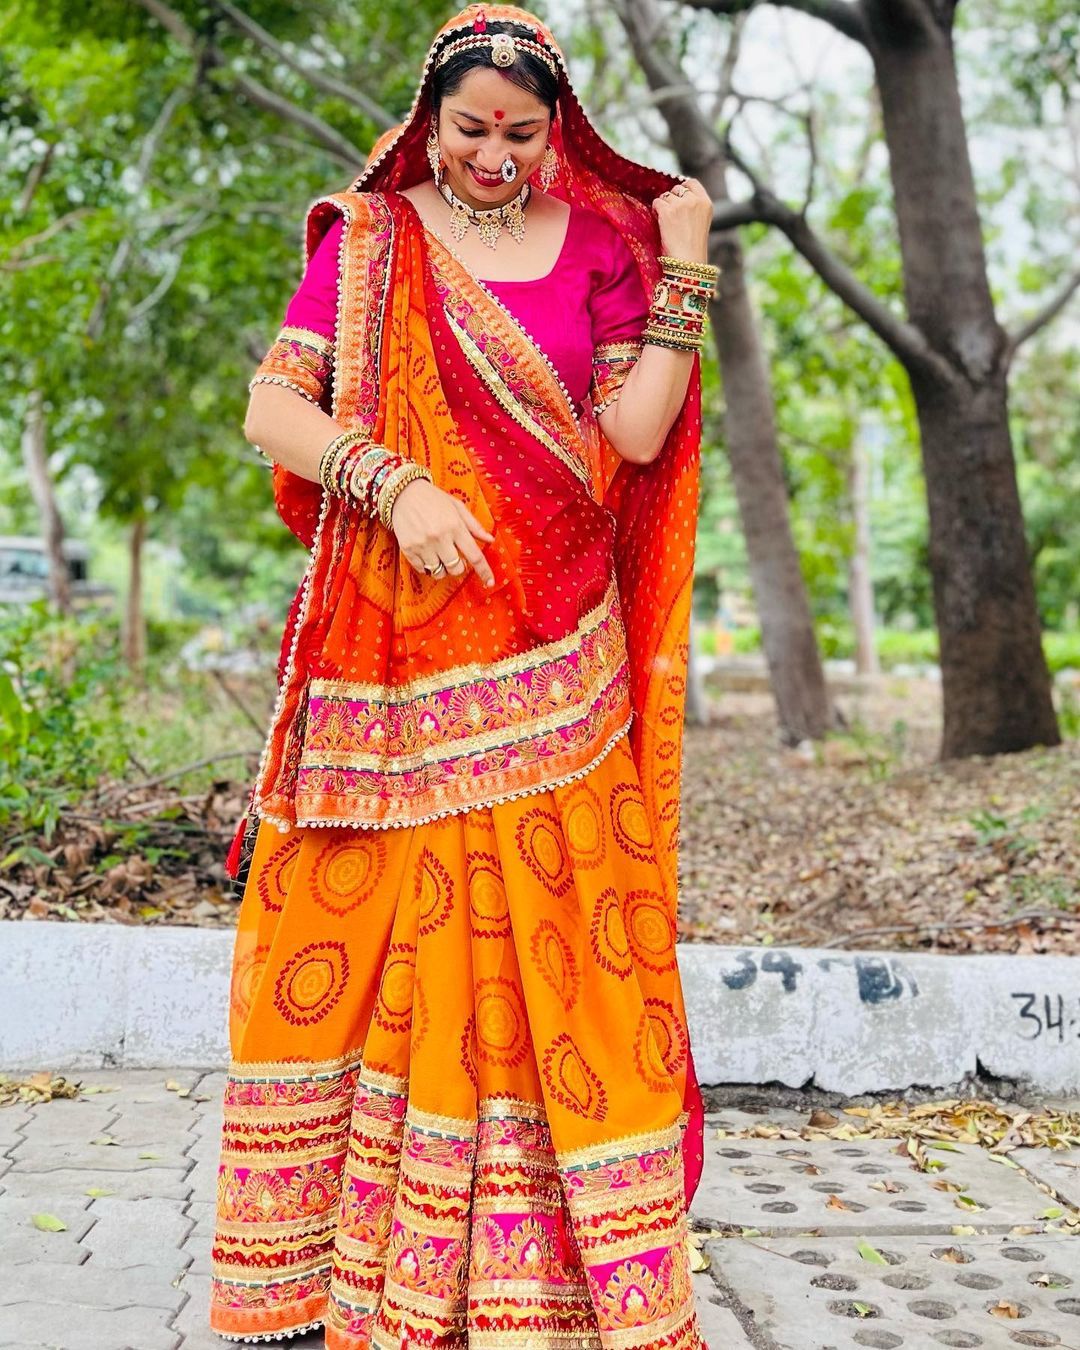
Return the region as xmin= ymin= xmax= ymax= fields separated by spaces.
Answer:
xmin=208 ymin=731 xmax=706 ymax=1349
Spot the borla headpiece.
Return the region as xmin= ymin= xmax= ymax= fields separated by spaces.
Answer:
xmin=434 ymin=8 xmax=560 ymax=79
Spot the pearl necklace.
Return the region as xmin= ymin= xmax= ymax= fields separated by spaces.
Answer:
xmin=437 ymin=173 xmax=531 ymax=249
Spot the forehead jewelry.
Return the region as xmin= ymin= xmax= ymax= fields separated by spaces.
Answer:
xmin=434 ymin=12 xmax=560 ymax=79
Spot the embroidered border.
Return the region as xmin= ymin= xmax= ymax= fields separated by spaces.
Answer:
xmin=210 ymin=1059 xmax=705 ymax=1349
xmin=249 ymin=325 xmax=335 ymax=405
xmin=591 ymin=338 xmax=643 ymax=417
xmin=293 ymin=580 xmax=633 ymax=828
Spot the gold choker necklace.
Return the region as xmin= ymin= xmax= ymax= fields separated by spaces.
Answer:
xmin=437 ymin=174 xmax=531 ymax=249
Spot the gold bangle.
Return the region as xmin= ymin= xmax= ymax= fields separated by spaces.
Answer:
xmin=377 ymin=463 xmax=432 ymax=531
xmin=658 ymin=255 xmax=720 ymax=283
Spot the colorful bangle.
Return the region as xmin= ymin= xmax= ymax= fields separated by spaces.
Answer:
xmin=317 ymin=430 xmax=368 ymax=494
xmin=642 ymin=256 xmax=719 ymax=352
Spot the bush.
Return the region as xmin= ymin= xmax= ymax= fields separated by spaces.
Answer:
xmin=0 ymin=603 xmax=131 ymax=838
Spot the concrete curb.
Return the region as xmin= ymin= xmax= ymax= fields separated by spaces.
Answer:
xmin=3 ymin=921 xmax=1079 ymax=1092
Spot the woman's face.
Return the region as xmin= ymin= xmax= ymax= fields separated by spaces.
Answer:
xmin=435 ymin=67 xmax=552 ymax=209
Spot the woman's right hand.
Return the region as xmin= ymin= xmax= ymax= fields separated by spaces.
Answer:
xmin=390 ymin=478 xmax=496 ymax=589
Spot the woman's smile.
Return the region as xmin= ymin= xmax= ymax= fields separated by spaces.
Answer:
xmin=466 ymin=162 xmax=505 ymax=187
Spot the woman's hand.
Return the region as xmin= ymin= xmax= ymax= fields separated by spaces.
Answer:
xmin=390 ymin=478 xmax=496 ymax=589
xmin=651 ymin=178 xmax=713 ymax=265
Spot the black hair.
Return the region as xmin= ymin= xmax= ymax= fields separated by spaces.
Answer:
xmin=430 ymin=19 xmax=559 ymax=120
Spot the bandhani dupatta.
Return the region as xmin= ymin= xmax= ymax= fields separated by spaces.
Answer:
xmin=255 ymin=187 xmax=700 ymax=916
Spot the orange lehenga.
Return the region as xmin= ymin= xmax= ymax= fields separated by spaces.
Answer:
xmin=210 ymin=7 xmax=707 ymax=1348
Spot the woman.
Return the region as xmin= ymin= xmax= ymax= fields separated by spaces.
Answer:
xmin=210 ymin=5 xmax=716 ymax=1346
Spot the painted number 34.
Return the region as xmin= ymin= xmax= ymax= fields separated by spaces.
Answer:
xmin=1011 ymin=993 xmax=1080 ymax=1043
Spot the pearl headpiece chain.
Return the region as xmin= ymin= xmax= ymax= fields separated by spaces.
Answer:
xmin=434 ymin=14 xmax=560 ymax=80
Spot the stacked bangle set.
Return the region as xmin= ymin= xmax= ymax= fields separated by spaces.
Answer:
xmin=317 ymin=430 xmax=432 ymax=530
xmin=642 ymin=255 xmax=720 ymax=353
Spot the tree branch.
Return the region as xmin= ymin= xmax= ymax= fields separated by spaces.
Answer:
xmin=618 ymin=0 xmax=949 ymax=382
xmin=721 ymin=137 xmax=953 ymax=380
xmin=87 ymin=83 xmax=189 ymax=340
xmin=210 ymin=0 xmax=396 ymax=132
xmin=1002 ymin=267 xmax=1080 ymax=370
xmin=680 ymin=0 xmax=870 ymax=46
xmin=132 ymin=0 xmax=365 ymax=168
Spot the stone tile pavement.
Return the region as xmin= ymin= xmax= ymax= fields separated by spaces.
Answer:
xmin=0 ymin=1072 xmax=1077 ymax=1348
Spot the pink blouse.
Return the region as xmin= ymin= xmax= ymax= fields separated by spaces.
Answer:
xmin=261 ymin=202 xmax=648 ymax=417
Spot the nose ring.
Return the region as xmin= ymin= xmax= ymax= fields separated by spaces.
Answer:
xmin=500 ymin=155 xmax=518 ymax=183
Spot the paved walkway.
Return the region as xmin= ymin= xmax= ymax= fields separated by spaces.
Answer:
xmin=1 ymin=1070 xmax=1077 ymax=1348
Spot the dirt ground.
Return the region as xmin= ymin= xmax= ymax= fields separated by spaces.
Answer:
xmin=5 ymin=672 xmax=1077 ymax=954
xmin=678 ymin=672 xmax=1078 ymax=953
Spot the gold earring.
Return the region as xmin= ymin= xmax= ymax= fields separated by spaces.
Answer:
xmin=426 ymin=122 xmax=442 ymax=179
xmin=538 ymin=144 xmax=559 ymax=190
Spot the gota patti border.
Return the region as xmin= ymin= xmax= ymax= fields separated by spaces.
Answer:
xmin=293 ymin=578 xmax=633 ymax=829
xmin=249 ymin=325 xmax=335 ymax=406
xmin=212 ymin=1052 xmax=702 ymax=1349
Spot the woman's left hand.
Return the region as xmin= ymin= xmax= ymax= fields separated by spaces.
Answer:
xmin=651 ymin=178 xmax=713 ymax=265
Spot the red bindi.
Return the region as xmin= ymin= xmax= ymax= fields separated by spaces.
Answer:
xmin=493 ymin=109 xmax=505 ymax=120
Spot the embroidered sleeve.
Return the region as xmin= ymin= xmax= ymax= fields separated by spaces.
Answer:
xmin=591 ymin=340 xmax=644 ymax=417
xmin=589 ymin=224 xmax=648 ymax=417
xmin=248 ymin=215 xmax=342 ymax=406
xmin=249 ymin=326 xmax=334 ymax=405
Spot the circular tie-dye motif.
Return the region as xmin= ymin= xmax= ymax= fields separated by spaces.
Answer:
xmin=588 ymin=887 xmax=633 ymax=979
xmin=373 ymin=942 xmax=416 ymax=1035
xmin=514 ymin=806 xmax=573 ymax=898
xmin=624 ymin=889 xmax=677 ymax=974
xmin=272 ymin=940 xmax=350 ymax=1026
xmin=560 ymin=783 xmax=606 ymax=870
xmin=256 ymin=836 xmax=301 ymax=913
xmin=230 ymin=942 xmax=270 ymax=1023
xmin=467 ymin=850 xmax=511 ymax=939
xmin=415 ymin=847 xmax=454 ymax=935
xmin=610 ymin=782 xmax=654 ymax=862
xmin=542 ymin=1032 xmax=608 ymax=1121
xmin=311 ymin=835 xmax=386 ymax=917
xmin=474 ymin=976 xmax=531 ymax=1067
xmin=529 ymin=918 xmax=580 ymax=1011
xmin=632 ymin=997 xmax=688 ymax=1091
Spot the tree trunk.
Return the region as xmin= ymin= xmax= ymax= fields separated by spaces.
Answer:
xmin=709 ymin=224 xmax=835 ymax=744
xmin=867 ymin=5 xmax=1059 ymax=757
xmin=617 ymin=0 xmax=836 ymax=746
xmin=21 ymin=387 xmax=71 ymax=615
xmin=848 ymin=421 xmax=878 ymax=676
xmin=910 ymin=369 xmax=1058 ymax=755
xmin=124 ymin=515 xmax=147 ymax=672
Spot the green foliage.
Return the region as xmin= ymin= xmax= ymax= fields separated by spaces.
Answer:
xmin=0 ymin=602 xmax=129 ymax=838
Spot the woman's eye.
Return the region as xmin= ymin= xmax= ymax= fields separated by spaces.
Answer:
xmin=455 ymin=128 xmax=536 ymax=144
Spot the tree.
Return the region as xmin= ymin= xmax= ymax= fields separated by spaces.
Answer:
xmin=617 ymin=0 xmax=839 ymax=744
xmin=639 ymin=0 xmax=1074 ymax=758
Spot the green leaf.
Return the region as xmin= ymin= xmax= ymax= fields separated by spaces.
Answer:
xmin=856 ymin=1239 xmax=888 ymax=1265
xmin=31 ymin=1213 xmax=68 ymax=1232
